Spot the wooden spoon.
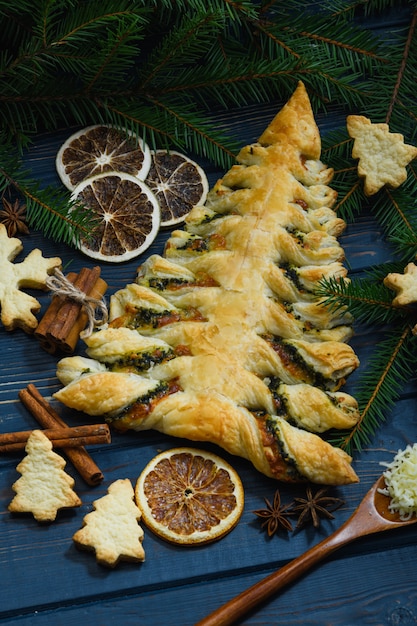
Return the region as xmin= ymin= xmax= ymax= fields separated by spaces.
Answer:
xmin=196 ymin=475 xmax=417 ymax=626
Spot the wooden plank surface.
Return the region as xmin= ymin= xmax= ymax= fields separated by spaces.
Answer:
xmin=1 ymin=10 xmax=417 ymax=625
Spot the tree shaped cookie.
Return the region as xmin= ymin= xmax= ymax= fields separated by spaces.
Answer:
xmin=8 ymin=429 xmax=82 ymax=522
xmin=0 ymin=223 xmax=61 ymax=331
xmin=347 ymin=115 xmax=417 ymax=196
xmin=73 ymin=478 xmax=145 ymax=567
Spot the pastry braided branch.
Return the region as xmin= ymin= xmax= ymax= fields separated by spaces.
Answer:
xmin=54 ymin=365 xmax=358 ymax=485
xmin=54 ymin=81 xmax=360 ymax=485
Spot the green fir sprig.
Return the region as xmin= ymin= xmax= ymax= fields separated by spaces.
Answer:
xmin=313 ymin=2 xmax=417 ymax=453
xmin=316 ymin=270 xmax=410 ymax=327
xmin=0 ymin=136 xmax=95 ymax=244
xmin=317 ymin=267 xmax=416 ymax=452
xmin=0 ymin=0 xmax=413 ymax=242
xmin=328 ymin=326 xmax=415 ymax=453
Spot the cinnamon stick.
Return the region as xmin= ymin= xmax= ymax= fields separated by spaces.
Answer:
xmin=35 ymin=271 xmax=78 ymax=354
xmin=19 ymin=384 xmax=105 ymax=485
xmin=0 ymin=424 xmax=111 ymax=452
xmin=35 ymin=266 xmax=108 ymax=354
xmin=61 ymin=275 xmax=107 ymax=353
xmin=48 ymin=266 xmax=100 ymax=340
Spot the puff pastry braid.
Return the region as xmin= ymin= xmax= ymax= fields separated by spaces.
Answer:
xmin=55 ymin=82 xmax=360 ymax=485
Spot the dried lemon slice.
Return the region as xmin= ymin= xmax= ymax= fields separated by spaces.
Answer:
xmin=56 ymin=125 xmax=151 ymax=191
xmin=144 ymin=150 xmax=209 ymax=227
xmin=71 ymin=172 xmax=160 ymax=263
xmin=135 ymin=447 xmax=244 ymax=545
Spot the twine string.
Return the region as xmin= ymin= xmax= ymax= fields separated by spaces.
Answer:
xmin=46 ymin=268 xmax=108 ymax=338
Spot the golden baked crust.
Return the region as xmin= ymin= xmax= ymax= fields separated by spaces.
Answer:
xmin=55 ymin=370 xmax=160 ymax=417
xmin=73 ymin=478 xmax=145 ymax=567
xmin=55 ymin=82 xmax=360 ymax=485
xmin=8 ymin=430 xmax=81 ymax=521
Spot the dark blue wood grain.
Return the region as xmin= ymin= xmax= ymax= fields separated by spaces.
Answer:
xmin=1 ymin=6 xmax=417 ymax=624
xmin=1 ymin=216 xmax=416 ymax=623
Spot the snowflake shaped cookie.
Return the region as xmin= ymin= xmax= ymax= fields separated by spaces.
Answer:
xmin=347 ymin=115 xmax=417 ymax=196
xmin=0 ymin=223 xmax=62 ymax=332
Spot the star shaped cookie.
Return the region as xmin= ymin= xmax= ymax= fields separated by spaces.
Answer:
xmin=347 ymin=115 xmax=417 ymax=196
xmin=384 ymin=262 xmax=417 ymax=306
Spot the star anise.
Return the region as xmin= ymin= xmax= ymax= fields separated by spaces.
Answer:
xmin=289 ymin=486 xmax=345 ymax=529
xmin=253 ymin=489 xmax=293 ymax=536
xmin=0 ymin=196 xmax=29 ymax=237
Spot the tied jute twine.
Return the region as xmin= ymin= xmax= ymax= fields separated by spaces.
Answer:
xmin=46 ymin=268 xmax=108 ymax=339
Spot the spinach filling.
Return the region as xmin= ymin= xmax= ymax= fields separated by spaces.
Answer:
xmin=124 ymin=305 xmax=205 ymax=331
xmin=110 ymin=347 xmax=174 ymax=372
xmin=280 ymin=262 xmax=305 ymax=293
xmin=250 ymin=410 xmax=303 ymax=480
xmin=264 ymin=376 xmax=287 ymax=416
xmin=264 ymin=414 xmax=304 ymax=480
xmin=126 ymin=307 xmax=178 ymax=329
xmin=105 ymin=380 xmax=171 ymax=423
xmin=146 ymin=277 xmax=190 ymax=291
xmin=261 ymin=334 xmax=328 ymax=389
xmin=176 ymin=235 xmax=208 ymax=253
xmin=191 ymin=211 xmax=224 ymax=227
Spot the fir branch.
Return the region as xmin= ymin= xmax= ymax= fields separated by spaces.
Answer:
xmin=1 ymin=0 xmax=408 ymax=151
xmin=370 ymin=180 xmax=417 ymax=260
xmin=363 ymin=260 xmax=410 ymax=281
xmin=322 ymin=130 xmax=367 ymax=222
xmin=0 ymin=0 xmax=415 ymax=453
xmin=100 ymin=98 xmax=240 ymax=170
xmin=323 ymin=0 xmax=410 ymax=19
xmin=1 ymin=2 xmax=417 ymax=277
xmin=385 ymin=7 xmax=417 ymax=123
xmin=21 ymin=184 xmax=95 ymax=246
xmin=0 ymin=139 xmax=96 ymax=245
xmin=139 ymin=11 xmax=225 ymax=90
xmin=330 ymin=325 xmax=415 ymax=453
xmin=315 ymin=275 xmax=408 ymax=326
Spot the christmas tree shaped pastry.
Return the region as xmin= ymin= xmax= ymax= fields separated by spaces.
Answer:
xmin=55 ymin=82 xmax=361 ymax=486
xmin=73 ymin=479 xmax=145 ymax=567
xmin=8 ymin=429 xmax=81 ymax=522
xmin=347 ymin=115 xmax=417 ymax=196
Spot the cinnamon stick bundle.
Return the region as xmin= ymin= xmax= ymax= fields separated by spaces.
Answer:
xmin=35 ymin=266 xmax=108 ymax=354
xmin=0 ymin=424 xmax=110 ymax=452
xmin=19 ymin=384 xmax=106 ymax=485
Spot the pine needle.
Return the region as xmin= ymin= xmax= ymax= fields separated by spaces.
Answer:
xmin=329 ymin=325 xmax=415 ymax=454
xmin=315 ymin=274 xmax=408 ymax=326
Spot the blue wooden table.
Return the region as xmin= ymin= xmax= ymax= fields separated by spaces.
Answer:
xmin=1 ymin=12 xmax=417 ymax=626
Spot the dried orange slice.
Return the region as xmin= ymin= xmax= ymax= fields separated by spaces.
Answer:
xmin=135 ymin=447 xmax=244 ymax=545
xmin=144 ymin=150 xmax=209 ymax=227
xmin=56 ymin=125 xmax=151 ymax=191
xmin=71 ymin=172 xmax=160 ymax=263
